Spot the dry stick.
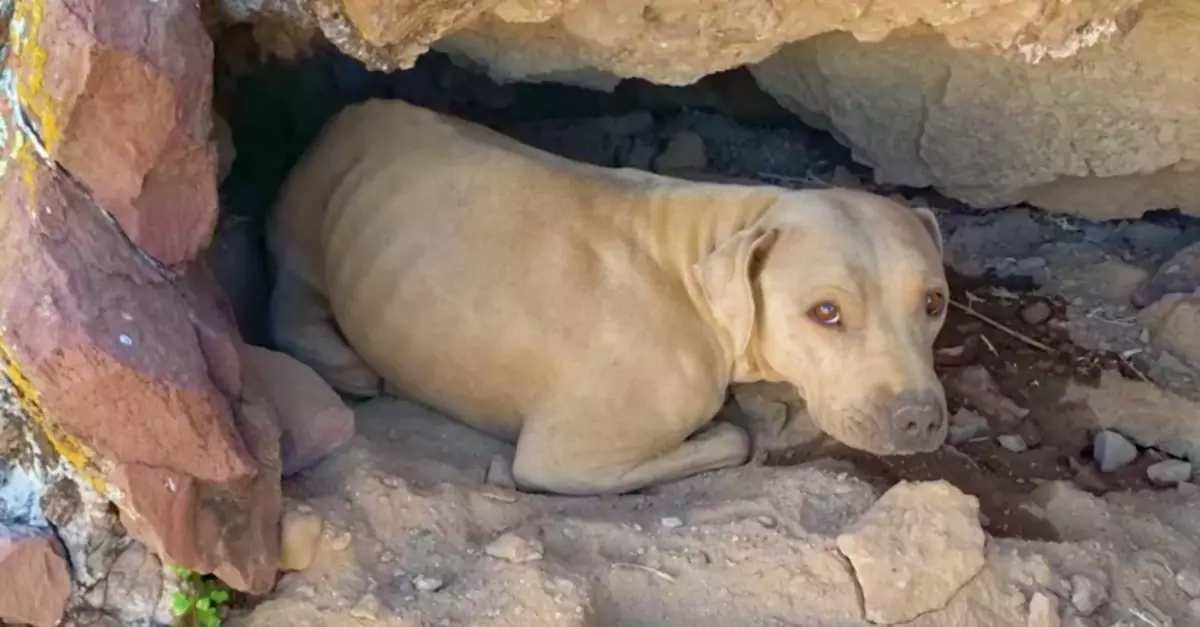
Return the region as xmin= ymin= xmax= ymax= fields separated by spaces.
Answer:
xmin=948 ymin=299 xmax=1058 ymax=354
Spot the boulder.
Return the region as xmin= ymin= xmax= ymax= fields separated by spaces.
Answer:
xmin=1139 ymin=293 xmax=1200 ymax=368
xmin=750 ymin=0 xmax=1200 ymax=219
xmin=1065 ymin=372 xmax=1200 ymax=463
xmin=0 ymin=91 xmax=280 ymax=593
xmin=10 ymin=0 xmax=219 ymax=265
xmin=0 ymin=526 xmax=71 ymax=627
xmin=243 ymin=346 xmax=355 ymax=477
xmin=215 ymin=0 xmax=1151 ymax=88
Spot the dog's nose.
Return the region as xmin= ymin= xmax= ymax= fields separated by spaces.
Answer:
xmin=886 ymin=390 xmax=947 ymax=450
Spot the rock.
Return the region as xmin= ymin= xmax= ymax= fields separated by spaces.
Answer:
xmin=1093 ymin=431 xmax=1138 ymax=473
xmin=1028 ymin=591 xmax=1062 ymax=627
xmin=1146 ymin=459 xmax=1193 ymax=487
xmin=0 ymin=99 xmax=281 ymax=593
xmin=1139 ymin=294 xmax=1200 ymax=368
xmin=244 ymin=346 xmax=355 ymax=476
xmin=413 ymin=574 xmax=445 ymax=593
xmin=1069 ymin=574 xmax=1107 ymax=615
xmin=279 ymin=508 xmax=324 ymax=572
xmin=0 ymin=527 xmax=71 ymax=627
xmin=80 ymin=540 xmax=174 ymax=626
xmin=348 ymin=594 xmax=380 ymax=620
xmin=660 ymin=516 xmax=683 ymax=529
xmin=1131 ymin=241 xmax=1200 ymax=308
xmin=998 ymin=434 xmax=1029 ymax=453
xmin=485 ymin=532 xmax=544 ymax=564
xmin=486 ymin=455 xmax=517 ymax=488
xmin=11 ymin=0 xmax=219 ymax=264
xmin=750 ymin=1 xmax=1200 ymax=220
xmin=1176 ymin=570 xmax=1200 ymax=597
xmin=835 ymin=480 xmax=986 ymax=624
xmin=1066 ymin=372 xmax=1200 ymax=463
xmin=948 ymin=409 xmax=990 ymax=445
xmin=947 ymin=366 xmax=1030 ymax=426
xmin=654 ymin=130 xmax=708 ymax=173
xmin=1021 ymin=302 xmax=1053 ymax=325
xmin=1080 ymin=260 xmax=1150 ymax=303
xmin=1018 ymin=421 xmax=1044 ymax=449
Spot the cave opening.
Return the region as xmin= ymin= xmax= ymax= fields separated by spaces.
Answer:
xmin=206 ymin=28 xmax=1200 ymax=545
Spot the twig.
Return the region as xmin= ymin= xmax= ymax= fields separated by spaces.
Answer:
xmin=612 ymin=562 xmax=676 ymax=583
xmin=949 ymin=299 xmax=1058 ymax=354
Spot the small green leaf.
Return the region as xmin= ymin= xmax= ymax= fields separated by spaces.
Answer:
xmin=209 ymin=589 xmax=231 ymax=605
xmin=171 ymin=566 xmax=194 ymax=579
xmin=198 ymin=609 xmax=222 ymax=627
xmin=171 ymin=592 xmax=192 ymax=614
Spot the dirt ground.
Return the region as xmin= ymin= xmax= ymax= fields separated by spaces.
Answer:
xmin=212 ymin=43 xmax=1200 ymax=627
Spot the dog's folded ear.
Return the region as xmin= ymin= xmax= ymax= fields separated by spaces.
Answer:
xmin=694 ymin=226 xmax=779 ymax=356
xmin=910 ymin=206 xmax=944 ymax=259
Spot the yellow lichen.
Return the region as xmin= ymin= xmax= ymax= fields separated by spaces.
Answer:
xmin=0 ymin=340 xmax=107 ymax=493
xmin=8 ymin=0 xmax=61 ymax=153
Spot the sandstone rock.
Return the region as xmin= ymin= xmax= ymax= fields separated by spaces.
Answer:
xmin=836 ymin=480 xmax=986 ymax=624
xmin=947 ymin=366 xmax=1030 ymax=426
xmin=486 ymin=531 xmax=544 ymax=564
xmin=279 ymin=507 xmax=324 ymax=572
xmin=1093 ymin=431 xmax=1138 ymax=472
xmin=1028 ymin=591 xmax=1062 ymax=627
xmin=0 ymin=526 xmax=71 ymax=627
xmin=654 ymin=131 xmax=707 ymax=173
xmin=1069 ymin=574 xmax=1107 ymax=615
xmin=1146 ymin=459 xmax=1193 ymax=486
xmin=751 ymin=0 xmax=1200 ymax=220
xmin=10 ymin=0 xmax=219 ymax=264
xmin=244 ymin=346 xmax=355 ymax=476
xmin=1139 ymin=294 xmax=1200 ymax=368
xmin=948 ymin=408 xmax=990 ymax=445
xmin=1066 ymin=372 xmax=1200 ymax=463
xmin=1131 ymin=241 xmax=1200 ymax=308
xmin=0 ymin=109 xmax=280 ymax=593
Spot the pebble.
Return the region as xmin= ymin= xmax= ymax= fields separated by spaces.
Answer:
xmin=948 ymin=409 xmax=991 ymax=445
xmin=1021 ymin=302 xmax=1053 ymax=324
xmin=997 ymin=434 xmax=1028 ymax=453
xmin=1027 ymin=591 xmax=1061 ymax=627
xmin=349 ymin=594 xmax=380 ymax=620
xmin=1069 ymin=574 xmax=1107 ymax=615
xmin=485 ymin=455 xmax=516 ymax=488
xmin=279 ymin=509 xmax=325 ymax=572
xmin=660 ymin=516 xmax=683 ymax=529
xmin=485 ymin=532 xmax=544 ymax=563
xmin=1177 ymin=570 xmax=1200 ymax=597
xmin=413 ymin=575 xmax=445 ymax=593
xmin=1093 ymin=431 xmax=1138 ymax=472
xmin=330 ymin=531 xmax=354 ymax=551
xmin=653 ymin=131 xmax=707 ymax=172
xmin=1146 ymin=459 xmax=1193 ymax=487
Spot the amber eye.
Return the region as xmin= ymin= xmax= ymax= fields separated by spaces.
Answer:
xmin=925 ymin=291 xmax=947 ymax=317
xmin=808 ymin=301 xmax=842 ymax=326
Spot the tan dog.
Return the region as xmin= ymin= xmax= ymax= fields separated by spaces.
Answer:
xmin=268 ymin=99 xmax=950 ymax=495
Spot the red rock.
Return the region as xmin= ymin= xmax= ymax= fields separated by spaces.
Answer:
xmin=12 ymin=0 xmax=218 ymax=265
xmin=0 ymin=101 xmax=279 ymax=593
xmin=245 ymin=345 xmax=356 ymax=476
xmin=0 ymin=527 xmax=72 ymax=627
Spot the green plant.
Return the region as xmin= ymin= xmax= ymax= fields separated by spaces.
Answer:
xmin=170 ymin=566 xmax=233 ymax=627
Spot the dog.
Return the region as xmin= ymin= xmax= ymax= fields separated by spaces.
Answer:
xmin=268 ymin=98 xmax=950 ymax=496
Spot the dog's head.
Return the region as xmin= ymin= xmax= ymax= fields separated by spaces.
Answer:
xmin=695 ymin=189 xmax=949 ymax=455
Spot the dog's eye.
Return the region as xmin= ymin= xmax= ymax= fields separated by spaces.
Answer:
xmin=808 ymin=301 xmax=841 ymax=326
xmin=925 ymin=291 xmax=947 ymax=317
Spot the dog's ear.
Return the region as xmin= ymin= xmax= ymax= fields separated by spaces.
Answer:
xmin=910 ymin=206 xmax=943 ymax=259
xmin=694 ymin=226 xmax=779 ymax=356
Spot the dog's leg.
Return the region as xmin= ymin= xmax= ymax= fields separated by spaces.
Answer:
xmin=511 ymin=414 xmax=751 ymax=496
xmin=268 ymin=269 xmax=382 ymax=397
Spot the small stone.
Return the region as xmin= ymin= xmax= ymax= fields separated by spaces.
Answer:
xmin=948 ymin=409 xmax=991 ymax=445
xmin=1177 ymin=570 xmax=1200 ymax=597
xmin=1021 ymin=302 xmax=1053 ymax=324
xmin=836 ymin=481 xmax=986 ymax=624
xmin=998 ymin=434 xmax=1029 ymax=453
xmin=947 ymin=366 xmax=1029 ymax=426
xmin=1069 ymin=574 xmax=1107 ymax=615
xmin=1093 ymin=431 xmax=1138 ymax=472
xmin=485 ymin=532 xmax=544 ymax=564
xmin=349 ymin=594 xmax=380 ymax=620
xmin=486 ymin=456 xmax=516 ymax=488
xmin=413 ymin=575 xmax=445 ymax=593
xmin=279 ymin=509 xmax=324 ymax=572
xmin=1028 ymin=591 xmax=1061 ymax=627
xmin=330 ymin=531 xmax=354 ymax=551
xmin=1146 ymin=459 xmax=1193 ymax=487
xmin=660 ymin=516 xmax=683 ymax=529
xmin=0 ymin=527 xmax=71 ymax=627
xmin=653 ymin=131 xmax=707 ymax=172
